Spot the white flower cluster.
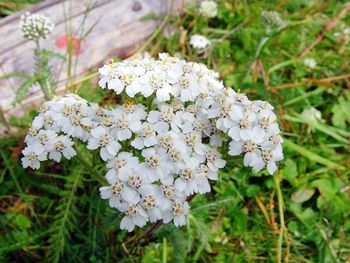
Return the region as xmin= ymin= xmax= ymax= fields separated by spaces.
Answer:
xmin=22 ymin=54 xmax=283 ymax=232
xmin=261 ymin=10 xmax=287 ymax=29
xmin=189 ymin=34 xmax=211 ymax=50
xmin=19 ymin=12 xmax=54 ymax=41
xmin=303 ymin=58 xmax=317 ymax=69
xmin=334 ymin=26 xmax=350 ymax=44
xmin=199 ymin=1 xmax=218 ymax=18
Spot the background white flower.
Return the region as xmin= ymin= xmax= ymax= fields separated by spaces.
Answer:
xmin=303 ymin=58 xmax=317 ymax=69
xmin=199 ymin=1 xmax=218 ymax=18
xmin=19 ymin=12 xmax=54 ymax=41
xmin=189 ymin=35 xmax=211 ymax=50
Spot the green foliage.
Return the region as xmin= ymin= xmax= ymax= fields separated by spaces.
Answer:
xmin=46 ymin=166 xmax=83 ymax=262
xmin=0 ymin=0 xmax=40 ymax=17
xmin=12 ymin=76 xmax=37 ymax=106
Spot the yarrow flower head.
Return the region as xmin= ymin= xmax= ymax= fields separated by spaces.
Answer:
xmin=199 ymin=1 xmax=218 ymax=18
xmin=22 ymin=54 xmax=284 ymax=232
xmin=303 ymin=58 xmax=317 ymax=69
xmin=301 ymin=107 xmax=322 ymax=122
xmin=261 ymin=10 xmax=287 ymax=32
xmin=189 ymin=34 xmax=211 ymax=50
xmin=19 ymin=12 xmax=54 ymax=41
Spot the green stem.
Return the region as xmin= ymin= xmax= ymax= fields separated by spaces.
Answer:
xmin=0 ymin=151 xmax=23 ymax=194
xmin=275 ymin=174 xmax=285 ymax=263
xmin=255 ymin=36 xmax=270 ymax=59
xmin=74 ymin=147 xmax=106 ymax=186
xmin=35 ymin=40 xmax=50 ymax=100
xmin=0 ymin=105 xmax=10 ymax=132
xmin=136 ymin=15 xmax=169 ymax=55
xmin=162 ymin=237 xmax=167 ymax=263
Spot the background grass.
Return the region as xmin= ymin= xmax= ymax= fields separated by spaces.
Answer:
xmin=0 ymin=0 xmax=350 ymax=262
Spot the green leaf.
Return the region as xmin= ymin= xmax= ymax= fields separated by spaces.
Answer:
xmin=281 ymin=159 xmax=298 ymax=184
xmin=12 ymin=76 xmax=37 ymax=106
xmin=15 ymin=214 xmax=32 ymax=230
xmin=0 ymin=72 xmax=29 ymax=80
xmin=311 ymin=178 xmax=341 ymax=195
xmin=331 ymin=91 xmax=350 ymax=129
xmin=246 ymin=184 xmax=261 ymax=197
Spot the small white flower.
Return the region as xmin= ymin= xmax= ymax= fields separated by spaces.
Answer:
xmin=199 ymin=1 xmax=218 ymax=18
xmin=87 ymin=126 xmax=121 ymax=161
xmin=35 ymin=130 xmax=57 ymax=150
xmin=138 ymin=186 xmax=169 ymax=222
xmin=147 ymin=105 xmax=181 ymax=133
xmin=48 ymin=135 xmax=76 ymax=162
xmin=139 ymin=148 xmax=173 ymax=182
xmin=120 ymin=204 xmax=149 ymax=232
xmin=138 ymin=68 xmax=175 ymax=101
xmin=228 ymin=126 xmax=265 ymax=168
xmin=227 ymin=107 xmax=258 ymax=140
xmin=174 ymin=162 xmax=210 ymax=195
xmin=105 ymin=152 xmax=140 ymax=182
xmin=24 ymin=126 xmax=40 ymax=145
xmin=131 ymin=122 xmax=158 ymax=149
xmin=174 ymin=74 xmax=201 ymax=102
xmin=21 ymin=143 xmax=47 ymax=169
xmin=184 ymin=131 xmax=206 ymax=155
xmin=261 ymin=10 xmax=287 ymax=29
xmin=303 ymin=58 xmax=317 ymax=69
xmin=32 ymin=111 xmax=61 ymax=131
xmin=245 ymin=145 xmax=283 ymax=175
xmin=301 ymin=107 xmax=322 ymax=122
xmin=260 ymin=145 xmax=283 ymax=175
xmin=110 ymin=109 xmax=142 ymax=141
xmin=204 ymin=147 xmax=226 ymax=172
xmin=99 ymin=181 xmax=140 ymax=209
xmin=189 ymin=35 xmax=211 ymax=50
xmin=162 ymin=199 xmax=190 ymax=227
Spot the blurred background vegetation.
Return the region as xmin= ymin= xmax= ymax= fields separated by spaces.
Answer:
xmin=0 ymin=0 xmax=350 ymax=262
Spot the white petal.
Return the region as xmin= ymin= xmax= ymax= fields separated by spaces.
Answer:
xmin=91 ymin=126 xmax=105 ymax=138
xmin=120 ymin=216 xmax=135 ymax=232
xmin=267 ymin=161 xmax=277 ymax=175
xmin=228 ymin=141 xmax=243 ymax=156
xmin=174 ymin=178 xmax=186 ymax=192
xmin=131 ymin=138 xmax=145 ymax=149
xmin=108 ymin=78 xmax=124 ymax=94
xmin=147 ymin=111 xmax=160 ymax=123
xmin=87 ymin=138 xmax=99 ymax=150
xmin=49 ymin=151 xmax=61 ymax=162
xmin=118 ymin=129 xmax=132 ymax=141
xmin=107 ymin=141 xmax=120 ymax=156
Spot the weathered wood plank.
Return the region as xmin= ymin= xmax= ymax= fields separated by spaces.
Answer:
xmin=0 ymin=0 xmax=196 ymax=115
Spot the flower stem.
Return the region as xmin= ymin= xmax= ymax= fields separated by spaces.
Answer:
xmin=35 ymin=40 xmax=50 ymax=100
xmin=275 ymin=173 xmax=285 ymax=263
xmin=143 ymin=220 xmax=163 ymax=239
xmin=74 ymin=147 xmax=106 ymax=185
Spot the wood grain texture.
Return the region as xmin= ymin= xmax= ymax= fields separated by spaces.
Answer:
xmin=0 ymin=0 xmax=196 ymax=115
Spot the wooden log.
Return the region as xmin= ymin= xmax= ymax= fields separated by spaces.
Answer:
xmin=0 ymin=0 xmax=196 ymax=115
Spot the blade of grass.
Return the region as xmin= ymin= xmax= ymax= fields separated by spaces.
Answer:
xmin=0 ymin=151 xmax=23 ymax=194
xmin=283 ymin=115 xmax=349 ymax=144
xmin=284 ymin=139 xmax=345 ymax=170
xmin=275 ymin=173 xmax=285 ymax=263
xmin=162 ymin=237 xmax=168 ymax=263
xmin=283 ymin=87 xmax=325 ymax=107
